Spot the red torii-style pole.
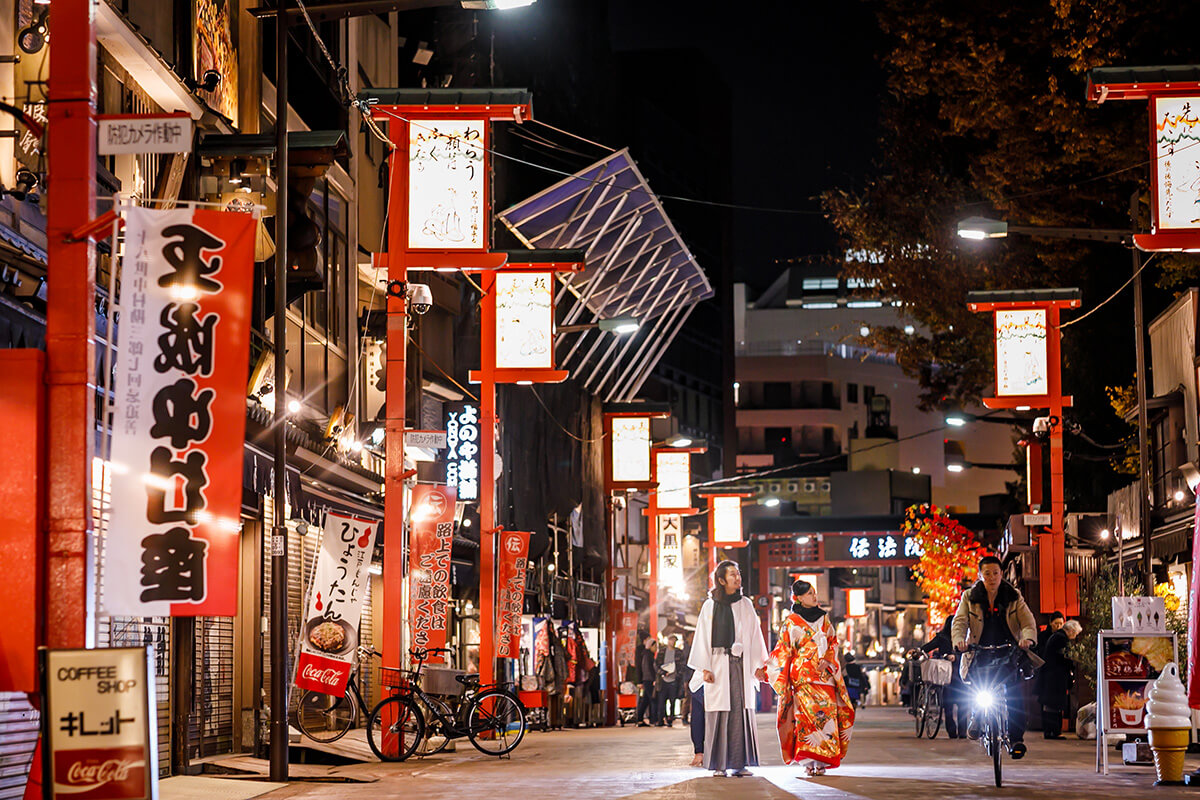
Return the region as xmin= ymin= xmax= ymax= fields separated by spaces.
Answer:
xmin=367 ymin=93 xmax=529 ymax=690
xmin=969 ymin=294 xmax=1081 ymax=615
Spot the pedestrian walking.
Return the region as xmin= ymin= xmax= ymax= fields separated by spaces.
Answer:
xmin=767 ymin=579 xmax=855 ymax=777
xmin=636 ymin=638 xmax=660 ymax=726
xmin=688 ymin=560 xmax=769 ymax=778
xmin=656 ymin=634 xmax=680 ymax=726
xmin=921 ymin=616 xmax=967 ymax=737
xmin=1037 ymin=619 xmax=1081 ymax=738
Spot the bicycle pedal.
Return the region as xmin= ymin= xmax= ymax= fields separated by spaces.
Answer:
xmin=1010 ymin=742 xmax=1027 ymax=760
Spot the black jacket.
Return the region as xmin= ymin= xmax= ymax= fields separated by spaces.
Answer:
xmin=1037 ymin=629 xmax=1074 ymax=709
xmin=638 ymin=647 xmax=657 ymax=685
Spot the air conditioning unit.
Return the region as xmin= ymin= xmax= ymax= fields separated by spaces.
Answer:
xmin=804 ymin=482 xmax=816 ymax=493
xmin=769 ymin=483 xmax=780 ymax=493
xmin=787 ymin=482 xmax=798 ymax=492
xmin=820 ymin=481 xmax=831 ymax=492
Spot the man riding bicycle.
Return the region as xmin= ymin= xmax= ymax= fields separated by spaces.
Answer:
xmin=952 ymin=555 xmax=1040 ymax=759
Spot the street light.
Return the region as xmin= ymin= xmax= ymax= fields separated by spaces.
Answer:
xmin=557 ymin=315 xmax=640 ymax=335
xmin=957 ymin=216 xmax=1130 ymax=244
xmin=943 ymin=408 xmax=1026 ymax=428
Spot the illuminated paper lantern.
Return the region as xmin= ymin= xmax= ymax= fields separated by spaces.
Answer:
xmin=846 ymin=588 xmax=867 ymax=618
xmin=994 ymin=308 xmax=1048 ymax=397
xmin=611 ymin=417 xmax=650 ymax=484
xmin=408 ymin=119 xmax=486 ymax=250
xmin=1150 ymin=96 xmax=1200 ymax=233
xmin=495 ymin=271 xmax=553 ymax=369
xmin=655 ymin=450 xmax=691 ymax=510
xmin=711 ymin=495 xmax=743 ymax=544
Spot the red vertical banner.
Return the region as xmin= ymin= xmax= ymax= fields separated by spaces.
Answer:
xmin=409 ymin=484 xmax=457 ymax=663
xmin=105 ymin=206 xmax=256 ymax=617
xmin=1187 ymin=491 xmax=1200 ymax=708
xmin=496 ymin=530 xmax=530 ymax=658
xmin=614 ymin=611 xmax=638 ymax=683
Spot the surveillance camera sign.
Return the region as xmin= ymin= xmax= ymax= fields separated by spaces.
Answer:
xmin=97 ymin=114 xmax=194 ymax=155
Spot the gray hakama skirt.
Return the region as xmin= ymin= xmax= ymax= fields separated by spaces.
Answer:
xmin=703 ymin=651 xmax=759 ymax=772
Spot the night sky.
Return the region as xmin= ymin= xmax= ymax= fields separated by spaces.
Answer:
xmin=483 ymin=0 xmax=881 ymax=293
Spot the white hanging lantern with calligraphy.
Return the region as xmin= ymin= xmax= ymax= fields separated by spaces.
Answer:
xmin=994 ymin=308 xmax=1048 ymax=397
xmin=408 ymin=119 xmax=486 ymax=250
xmin=495 ymin=271 xmax=553 ymax=369
xmin=655 ymin=450 xmax=691 ymax=511
xmin=611 ymin=416 xmax=650 ymax=484
xmin=711 ymin=495 xmax=743 ymax=544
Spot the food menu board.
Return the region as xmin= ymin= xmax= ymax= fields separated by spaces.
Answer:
xmin=1099 ymin=631 xmax=1177 ymax=731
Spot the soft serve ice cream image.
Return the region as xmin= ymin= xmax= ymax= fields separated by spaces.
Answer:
xmin=1146 ymin=663 xmax=1191 ymax=730
xmin=1145 ymin=661 xmax=1192 ymax=785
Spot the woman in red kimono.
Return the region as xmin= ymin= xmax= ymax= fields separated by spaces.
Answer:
xmin=768 ymin=579 xmax=855 ymax=777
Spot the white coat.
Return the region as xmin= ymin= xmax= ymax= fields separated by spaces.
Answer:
xmin=687 ymin=594 xmax=770 ymax=712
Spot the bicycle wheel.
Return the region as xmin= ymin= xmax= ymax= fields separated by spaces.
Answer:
xmin=412 ymin=694 xmax=452 ymax=756
xmin=466 ymin=690 xmax=527 ymax=756
xmin=913 ymin=685 xmax=926 ymax=738
xmin=991 ymin=722 xmax=1003 ymax=787
xmin=367 ymin=695 xmax=425 ymax=762
xmin=297 ymin=690 xmax=356 ymax=743
xmin=924 ymin=686 xmax=942 ymax=739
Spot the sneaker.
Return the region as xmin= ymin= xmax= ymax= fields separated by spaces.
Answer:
xmin=712 ymin=770 xmax=726 ymax=778
xmin=730 ymin=769 xmax=752 ymax=778
xmin=1011 ymin=741 xmax=1027 ymax=760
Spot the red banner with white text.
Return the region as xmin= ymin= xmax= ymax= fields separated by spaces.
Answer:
xmin=615 ymin=611 xmax=638 ymax=685
xmin=104 ymin=206 xmax=255 ymax=617
xmin=496 ymin=530 xmax=530 ymax=658
xmin=410 ymin=484 xmax=457 ymax=664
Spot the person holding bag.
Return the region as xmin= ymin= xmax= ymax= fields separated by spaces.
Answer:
xmin=767 ymin=579 xmax=855 ymax=777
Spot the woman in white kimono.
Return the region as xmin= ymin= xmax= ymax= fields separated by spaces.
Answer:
xmin=687 ymin=560 xmax=770 ymax=777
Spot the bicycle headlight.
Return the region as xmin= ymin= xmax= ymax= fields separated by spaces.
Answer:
xmin=974 ymin=689 xmax=995 ymax=710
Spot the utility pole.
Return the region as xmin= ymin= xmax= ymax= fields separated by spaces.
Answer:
xmin=1131 ymin=190 xmax=1154 ymax=596
xmin=270 ymin=0 xmax=290 ymax=782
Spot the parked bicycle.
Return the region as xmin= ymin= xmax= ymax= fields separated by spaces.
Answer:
xmin=295 ymin=645 xmax=381 ymax=745
xmin=912 ymin=653 xmax=954 ymax=739
xmin=963 ymin=643 xmax=1034 ymax=788
xmin=370 ymin=646 xmax=528 ymax=762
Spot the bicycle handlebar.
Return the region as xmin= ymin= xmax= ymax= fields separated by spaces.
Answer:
xmin=409 ymin=647 xmax=452 ymax=662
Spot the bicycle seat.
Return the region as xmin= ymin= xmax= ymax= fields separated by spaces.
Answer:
xmin=455 ymin=673 xmax=481 ymax=687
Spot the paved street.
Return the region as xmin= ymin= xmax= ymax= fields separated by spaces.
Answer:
xmin=200 ymin=707 xmax=1200 ymax=800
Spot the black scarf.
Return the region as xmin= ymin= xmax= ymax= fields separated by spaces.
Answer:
xmin=711 ymin=588 xmax=741 ymax=649
xmin=792 ymin=603 xmax=826 ymax=623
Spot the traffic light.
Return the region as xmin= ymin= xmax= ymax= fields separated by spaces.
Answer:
xmin=284 ymin=171 xmax=323 ymax=300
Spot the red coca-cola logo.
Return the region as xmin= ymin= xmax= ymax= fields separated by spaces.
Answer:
xmin=66 ymin=758 xmax=137 ymax=785
xmin=301 ymin=664 xmax=343 ymax=685
xmin=54 ymin=747 xmax=146 ymax=799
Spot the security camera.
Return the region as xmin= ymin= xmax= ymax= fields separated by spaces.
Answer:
xmin=408 ymin=283 xmax=433 ymax=315
xmin=1032 ymin=415 xmax=1059 ymax=440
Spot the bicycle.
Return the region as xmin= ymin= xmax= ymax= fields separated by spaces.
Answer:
xmin=915 ymin=654 xmax=954 ymax=739
xmin=903 ymin=652 xmax=928 ymax=737
xmin=370 ymin=646 xmax=528 ymax=762
xmin=295 ymin=645 xmax=380 ymax=744
xmin=962 ymin=643 xmax=1034 ymax=788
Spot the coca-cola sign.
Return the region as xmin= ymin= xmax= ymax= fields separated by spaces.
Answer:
xmin=44 ymin=648 xmax=156 ymax=800
xmin=54 ymin=748 xmax=146 ymax=799
xmin=294 ymin=652 xmax=353 ymax=695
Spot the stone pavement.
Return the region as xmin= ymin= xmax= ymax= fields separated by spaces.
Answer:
xmin=194 ymin=707 xmax=1200 ymax=800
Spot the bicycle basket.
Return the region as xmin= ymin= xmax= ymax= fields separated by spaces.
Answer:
xmin=920 ymin=659 xmax=953 ymax=686
xmin=380 ymin=667 xmax=416 ymax=690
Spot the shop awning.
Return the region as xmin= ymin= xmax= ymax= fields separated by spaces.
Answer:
xmin=497 ymin=148 xmax=712 ymax=402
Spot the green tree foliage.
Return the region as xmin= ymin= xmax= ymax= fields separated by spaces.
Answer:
xmin=824 ymin=0 xmax=1200 ymax=410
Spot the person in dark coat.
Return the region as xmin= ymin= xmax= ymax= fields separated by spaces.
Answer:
xmin=636 ymin=638 xmax=660 ymax=726
xmin=922 ymin=616 xmax=968 ymax=737
xmin=1037 ymin=611 xmax=1065 ymax=657
xmin=842 ymin=653 xmax=867 ymax=709
xmin=1037 ymin=619 xmax=1080 ymax=738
